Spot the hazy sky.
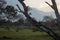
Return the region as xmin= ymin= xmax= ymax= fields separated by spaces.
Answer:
xmin=6 ymin=0 xmax=60 ymax=12
xmin=24 ymin=0 xmax=60 ymax=12
xmin=5 ymin=0 xmax=60 ymax=21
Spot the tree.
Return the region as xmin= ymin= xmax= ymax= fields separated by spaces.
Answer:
xmin=42 ymin=16 xmax=58 ymax=29
xmin=43 ymin=16 xmax=54 ymax=27
xmin=0 ymin=0 xmax=6 ymax=14
xmin=45 ymin=0 xmax=60 ymax=28
xmin=0 ymin=0 xmax=25 ymax=31
xmin=43 ymin=16 xmax=54 ymax=22
xmin=0 ymin=0 xmax=60 ymax=40
xmin=17 ymin=0 xmax=60 ymax=40
xmin=0 ymin=0 xmax=6 ymax=8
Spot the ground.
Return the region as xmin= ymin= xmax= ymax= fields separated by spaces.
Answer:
xmin=0 ymin=28 xmax=54 ymax=40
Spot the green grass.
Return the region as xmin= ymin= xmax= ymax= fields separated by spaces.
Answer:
xmin=0 ymin=29 xmax=54 ymax=40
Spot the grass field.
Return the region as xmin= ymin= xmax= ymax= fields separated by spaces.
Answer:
xmin=0 ymin=28 xmax=54 ymax=40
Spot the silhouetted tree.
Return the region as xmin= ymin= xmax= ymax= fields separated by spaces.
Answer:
xmin=0 ymin=0 xmax=25 ymax=31
xmin=18 ymin=0 xmax=60 ymax=40
xmin=45 ymin=0 xmax=60 ymax=28
xmin=0 ymin=0 xmax=60 ymax=40
xmin=43 ymin=16 xmax=57 ymax=28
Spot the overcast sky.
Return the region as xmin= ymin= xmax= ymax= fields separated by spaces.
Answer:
xmin=6 ymin=0 xmax=60 ymax=12
xmin=24 ymin=0 xmax=60 ymax=12
xmin=5 ymin=0 xmax=60 ymax=21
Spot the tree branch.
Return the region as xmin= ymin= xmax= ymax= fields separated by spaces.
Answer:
xmin=45 ymin=0 xmax=60 ymax=22
xmin=16 ymin=4 xmax=24 ymax=13
xmin=45 ymin=2 xmax=53 ymax=8
xmin=18 ymin=0 xmax=60 ymax=40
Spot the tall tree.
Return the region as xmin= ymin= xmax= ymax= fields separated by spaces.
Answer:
xmin=18 ymin=0 xmax=60 ymax=40
xmin=45 ymin=0 xmax=60 ymax=28
xmin=45 ymin=0 xmax=60 ymax=20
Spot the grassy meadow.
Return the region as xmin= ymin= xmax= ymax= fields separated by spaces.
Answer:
xmin=0 ymin=28 xmax=54 ymax=40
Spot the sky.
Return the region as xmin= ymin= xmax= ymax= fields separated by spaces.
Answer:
xmin=24 ymin=0 xmax=60 ymax=12
xmin=4 ymin=0 xmax=60 ymax=21
xmin=5 ymin=0 xmax=60 ymax=12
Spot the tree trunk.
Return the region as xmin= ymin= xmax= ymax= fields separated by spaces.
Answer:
xmin=18 ymin=0 xmax=60 ymax=40
xmin=45 ymin=0 xmax=60 ymax=29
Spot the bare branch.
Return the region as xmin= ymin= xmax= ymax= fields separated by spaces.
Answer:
xmin=45 ymin=2 xmax=52 ymax=7
xmin=51 ymin=0 xmax=56 ymax=6
xmin=46 ymin=0 xmax=60 ymax=22
xmin=16 ymin=4 xmax=24 ymax=13
xmin=45 ymin=2 xmax=55 ymax=9
xmin=18 ymin=0 xmax=60 ymax=40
